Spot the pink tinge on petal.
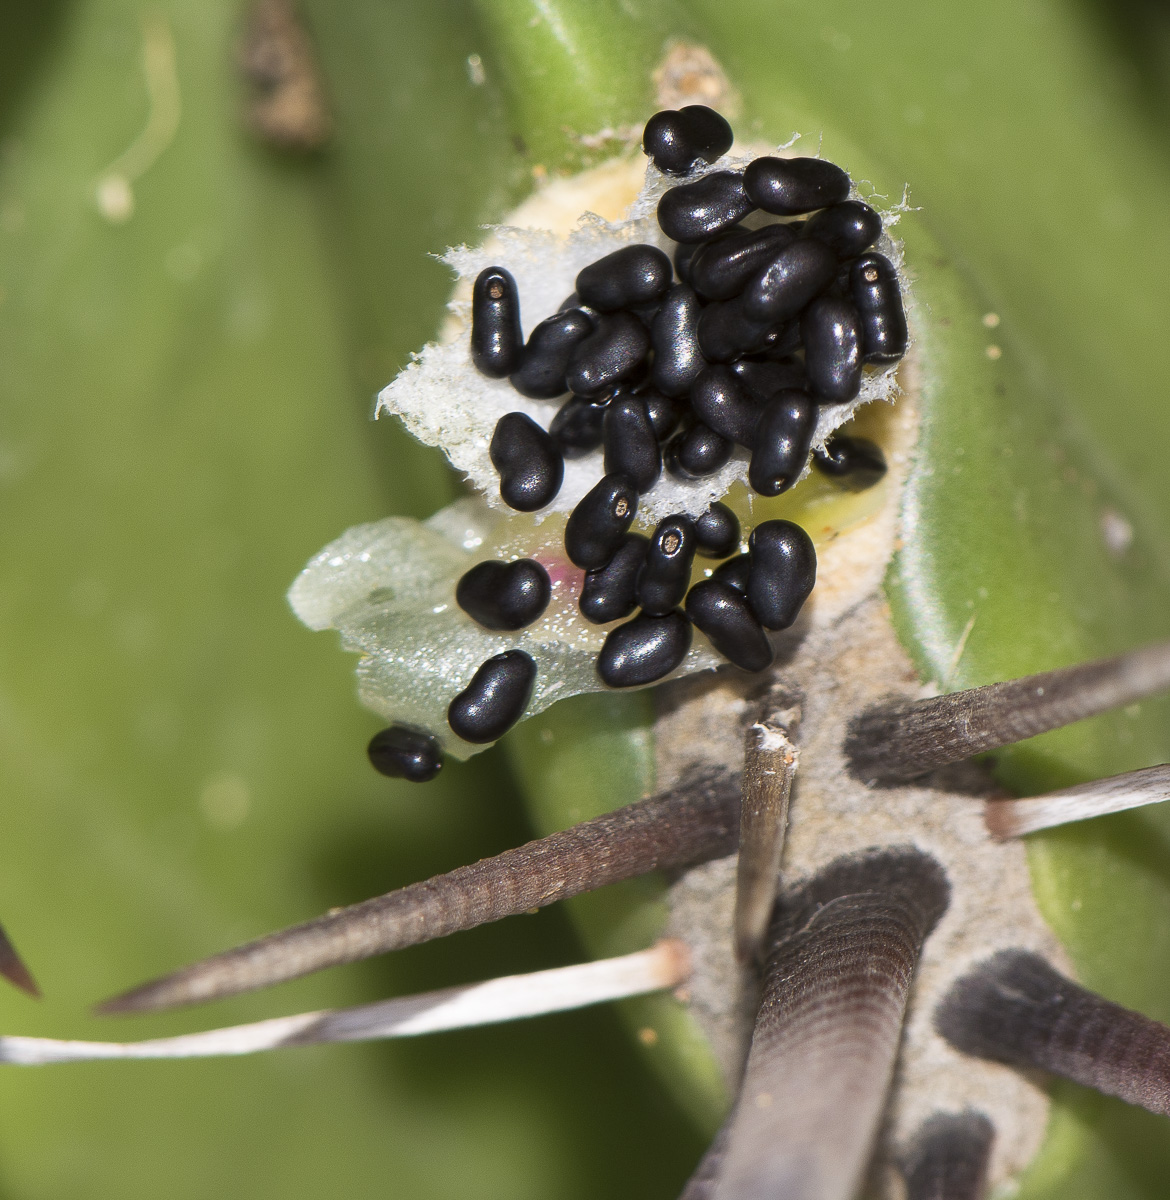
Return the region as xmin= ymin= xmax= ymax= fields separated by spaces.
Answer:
xmin=539 ymin=554 xmax=585 ymax=598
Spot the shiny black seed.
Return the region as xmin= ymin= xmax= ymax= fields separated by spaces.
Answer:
xmin=603 ymin=393 xmax=661 ymax=492
xmin=685 ymin=579 xmax=774 ymax=672
xmin=747 ymin=519 xmax=817 ymax=630
xmin=741 ymin=238 xmax=838 ymax=324
xmin=640 ymin=388 xmax=682 ymax=441
xmin=757 ymin=322 xmax=803 ymax=359
xmin=694 ymin=502 xmax=740 ymax=558
xmin=650 ymin=284 xmax=705 ymax=397
xmin=690 ymin=364 xmax=763 ymax=447
xmin=549 ymin=396 xmax=605 ymax=458
xmin=712 ymin=551 xmax=751 ymax=593
xmin=456 ymin=558 xmax=551 ymax=631
xmin=812 ymin=434 xmax=887 ymax=490
xmin=638 ymin=514 xmax=697 ymax=615
xmin=696 ymin=298 xmax=775 ymax=362
xmin=743 ymin=156 xmax=850 ymax=216
xmin=489 ymin=412 xmax=564 ymax=511
xmin=803 ymin=200 xmax=882 ymax=259
xmin=559 ymin=293 xmax=601 ymax=322
xmin=470 ymin=266 xmax=523 ymax=377
xmin=367 ymin=724 xmax=443 ymax=783
xmin=576 ymin=244 xmax=673 ymax=312
xmin=730 ymin=357 xmax=807 ymax=401
xmin=447 ymin=650 xmax=537 ymax=743
xmin=510 ymin=309 xmax=594 ymax=399
xmin=748 ymin=389 xmax=817 ymax=496
xmin=564 ymin=473 xmax=639 ymax=569
xmin=579 ymin=533 xmax=648 ymax=624
xmin=657 ymin=171 xmax=754 ymax=243
xmin=565 ymin=311 xmax=651 ymax=398
xmin=802 ymin=295 xmax=863 ymax=402
xmin=666 ymin=422 xmax=733 ymax=478
xmin=690 ymin=223 xmax=796 ymax=300
xmin=642 ymin=105 xmax=734 ymax=175
xmin=850 ymin=252 xmax=908 ymax=363
xmin=597 ymin=610 xmax=693 ymax=687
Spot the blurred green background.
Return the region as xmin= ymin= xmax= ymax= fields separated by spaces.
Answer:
xmin=3 ymin=0 xmax=1170 ymax=1196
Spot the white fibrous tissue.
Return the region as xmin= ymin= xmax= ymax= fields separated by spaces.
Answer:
xmin=288 ymin=146 xmax=909 ymax=758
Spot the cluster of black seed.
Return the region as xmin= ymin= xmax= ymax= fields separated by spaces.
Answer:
xmin=368 ymin=106 xmax=903 ymax=784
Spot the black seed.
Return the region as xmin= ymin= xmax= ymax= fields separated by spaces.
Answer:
xmin=576 ymin=244 xmax=673 ymax=312
xmin=747 ymin=519 xmax=817 ymax=630
xmin=666 ymin=422 xmax=733 ymax=478
xmin=690 ymin=364 xmax=763 ymax=447
xmin=657 ymin=171 xmax=754 ymax=243
xmin=565 ymin=311 xmax=651 ymax=398
xmin=603 ymin=393 xmax=661 ymax=492
xmin=650 ymin=284 xmax=705 ymax=397
xmin=712 ymin=551 xmax=751 ymax=593
xmin=690 ymin=223 xmax=796 ymax=300
xmin=638 ymin=514 xmax=697 ymax=615
xmin=642 ymin=105 xmax=734 ymax=175
xmin=685 ymin=579 xmax=774 ymax=672
xmin=757 ymin=322 xmax=803 ymax=359
xmin=748 ymin=389 xmax=817 ymax=496
xmin=549 ymin=396 xmax=605 ymax=458
xmin=694 ymin=502 xmax=740 ymax=558
xmin=367 ymin=725 xmax=443 ymax=783
xmin=743 ymin=155 xmax=850 ymax=216
xmin=559 ymin=293 xmax=601 ymax=322
xmin=851 ymin=252 xmax=908 ymax=363
xmin=597 ymin=610 xmax=693 ymax=687
xmin=640 ymin=387 xmax=682 ymax=441
xmin=470 ymin=266 xmax=523 ymax=377
xmin=455 ymin=558 xmax=551 ymax=631
xmin=741 ymin=238 xmax=838 ymax=324
xmin=509 ymin=309 xmax=594 ymax=399
xmin=579 ymin=533 xmax=648 ymax=624
xmin=696 ymin=297 xmax=775 ymax=362
xmin=802 ymin=295 xmax=863 ymax=402
xmin=564 ymin=473 xmax=639 ymax=569
xmin=730 ymin=357 xmax=807 ymax=401
xmin=447 ymin=650 xmax=537 ymax=743
xmin=813 ymin=434 xmax=887 ymax=490
xmin=489 ymin=412 xmax=564 ymax=511
xmin=803 ymin=199 xmax=882 ymax=259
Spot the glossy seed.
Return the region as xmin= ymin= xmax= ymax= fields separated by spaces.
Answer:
xmin=597 ymin=610 xmax=693 ymax=687
xmin=576 ymin=244 xmax=673 ymax=312
xmin=509 ymin=309 xmax=594 ymax=399
xmin=690 ymin=223 xmax=796 ymax=300
xmin=650 ymin=284 xmax=705 ymax=397
xmin=712 ymin=551 xmax=751 ymax=593
xmin=642 ymin=105 xmax=734 ymax=174
xmin=489 ymin=412 xmax=564 ymax=511
xmin=565 ymin=311 xmax=651 ymax=398
xmin=747 ymin=519 xmax=817 ymax=630
xmin=470 ymin=266 xmax=523 ymax=377
xmin=730 ymin=357 xmax=807 ymax=401
xmin=803 ymin=200 xmax=882 ymax=259
xmin=685 ymin=579 xmax=774 ymax=671
xmin=579 ymin=533 xmax=648 ymax=624
xmin=455 ymin=558 xmax=551 ymax=631
xmin=696 ymin=298 xmax=775 ymax=362
xmin=802 ymin=295 xmax=863 ymax=402
xmin=741 ymin=238 xmax=838 ymax=324
xmin=657 ymin=171 xmax=754 ymax=243
xmin=367 ymin=725 xmax=443 ymax=783
xmin=748 ymin=389 xmax=817 ymax=496
xmin=694 ymin=502 xmax=740 ymax=558
xmin=690 ymin=364 xmax=763 ymax=447
xmin=447 ymin=650 xmax=537 ymax=743
xmin=813 ymin=434 xmax=887 ymax=490
xmin=564 ymin=473 xmax=640 ymax=569
xmin=851 ymin=252 xmax=909 ymax=363
xmin=743 ymin=155 xmax=850 ymax=216
xmin=549 ymin=396 xmax=605 ymax=458
xmin=638 ymin=514 xmax=697 ymax=615
xmin=665 ymin=422 xmax=733 ymax=478
xmin=756 ymin=322 xmax=803 ymax=360
xmin=603 ymin=393 xmax=661 ymax=492
xmin=640 ymin=388 xmax=682 ymax=441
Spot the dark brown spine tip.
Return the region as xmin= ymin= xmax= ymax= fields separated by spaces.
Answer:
xmin=712 ymin=848 xmax=950 ymax=1200
xmin=900 ymin=1111 xmax=994 ymax=1200
xmin=97 ymin=768 xmax=741 ymax=1015
xmin=0 ymin=924 xmax=40 ymax=998
xmin=845 ymin=640 xmax=1170 ymax=784
xmin=935 ymin=950 xmax=1170 ymax=1117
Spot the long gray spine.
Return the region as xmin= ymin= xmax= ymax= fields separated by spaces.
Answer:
xmin=900 ymin=1112 xmax=994 ymax=1200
